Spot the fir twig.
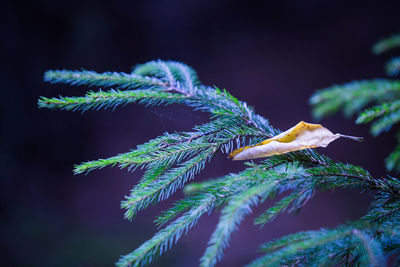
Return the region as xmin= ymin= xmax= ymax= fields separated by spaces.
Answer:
xmin=39 ymin=58 xmax=400 ymax=267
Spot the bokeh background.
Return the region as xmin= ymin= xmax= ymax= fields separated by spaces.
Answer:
xmin=2 ymin=0 xmax=400 ymax=266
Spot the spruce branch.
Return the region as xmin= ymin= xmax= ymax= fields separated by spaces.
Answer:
xmin=44 ymin=70 xmax=167 ymax=90
xmin=373 ymin=33 xmax=400 ymax=55
xmin=254 ymin=190 xmax=305 ymax=227
xmin=116 ymin=195 xmax=216 ymax=267
xmin=311 ymin=69 xmax=400 ymax=173
xmin=73 ymin=133 xmax=185 ymax=174
xmin=311 ymin=35 xmax=400 ymax=174
xmin=362 ymin=191 xmax=400 ymax=223
xmin=386 ymin=143 xmax=400 ymax=172
xmin=121 ymin=146 xmax=217 ymax=220
xmin=352 ymin=229 xmax=385 ymax=267
xmin=370 ymin=110 xmax=400 ymax=136
xmin=38 ymin=89 xmax=186 ymax=111
xmin=40 ymin=58 xmax=400 ymax=267
xmin=200 ymin=182 xmax=278 ymax=267
xmin=356 ymin=100 xmax=400 ymax=125
xmin=310 ymin=79 xmax=400 ymax=119
xmin=386 ymin=57 xmax=400 ymax=77
xmin=154 ymin=165 xmax=278 ymax=228
xmin=154 ymin=173 xmax=253 ymax=227
xmin=119 ymin=164 xmax=287 ymax=267
xmin=249 ymin=222 xmax=392 ymax=267
xmin=248 ymin=226 xmax=356 ymax=267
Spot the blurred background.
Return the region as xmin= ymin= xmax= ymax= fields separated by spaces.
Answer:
xmin=2 ymin=0 xmax=400 ymax=266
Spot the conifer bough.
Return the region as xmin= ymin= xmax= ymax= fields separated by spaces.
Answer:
xmin=39 ymin=59 xmax=400 ymax=266
xmin=311 ymin=32 xmax=400 ymax=173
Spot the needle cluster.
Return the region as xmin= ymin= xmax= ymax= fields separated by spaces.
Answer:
xmin=39 ymin=57 xmax=400 ymax=266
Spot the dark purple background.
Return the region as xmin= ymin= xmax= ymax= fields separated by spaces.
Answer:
xmin=2 ymin=1 xmax=400 ymax=266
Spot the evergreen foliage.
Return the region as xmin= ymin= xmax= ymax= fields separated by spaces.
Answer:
xmin=40 ymin=56 xmax=400 ymax=266
xmin=311 ymin=33 xmax=400 ymax=172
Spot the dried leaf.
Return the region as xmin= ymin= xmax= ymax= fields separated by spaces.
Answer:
xmin=229 ymin=121 xmax=362 ymax=160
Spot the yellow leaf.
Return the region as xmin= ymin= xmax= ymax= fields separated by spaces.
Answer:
xmin=229 ymin=121 xmax=362 ymax=160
